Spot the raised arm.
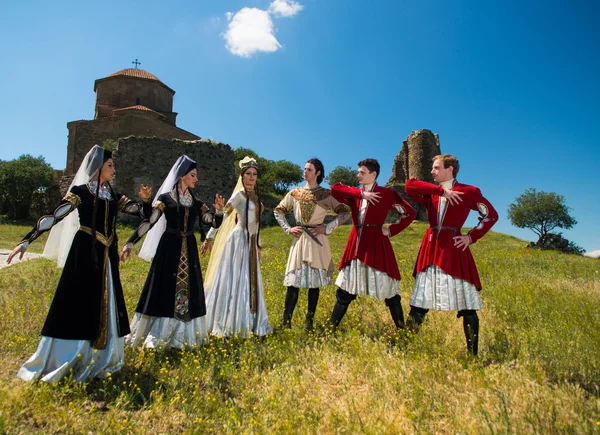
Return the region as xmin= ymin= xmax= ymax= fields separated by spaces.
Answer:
xmin=330 ymin=182 xmax=362 ymax=205
xmin=7 ymin=189 xmax=81 ymax=263
xmin=125 ymin=200 xmax=166 ymax=247
xmin=466 ymin=188 xmax=498 ymax=244
xmin=201 ymin=191 xmax=243 ymax=254
xmin=117 ymin=184 xmax=152 ymax=217
xmin=387 ymin=192 xmax=417 ymax=237
xmin=404 ymin=178 xmax=443 ymax=206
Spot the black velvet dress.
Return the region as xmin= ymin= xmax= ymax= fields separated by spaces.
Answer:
xmin=125 ymin=189 xmax=222 ymax=348
xmin=19 ymin=183 xmax=151 ymax=346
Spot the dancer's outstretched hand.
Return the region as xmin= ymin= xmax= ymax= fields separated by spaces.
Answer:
xmin=201 ymin=240 xmax=213 ymax=256
xmin=120 ymin=245 xmax=132 ymax=262
xmin=213 ymin=194 xmax=225 ymax=212
xmin=442 ymin=188 xmax=463 ymax=205
xmin=362 ymin=191 xmax=381 ymax=204
xmin=7 ymin=244 xmax=26 ymax=264
xmin=138 ymin=184 xmax=153 ymax=202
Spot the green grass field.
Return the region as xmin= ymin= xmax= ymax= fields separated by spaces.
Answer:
xmin=0 ymin=221 xmax=599 ymax=433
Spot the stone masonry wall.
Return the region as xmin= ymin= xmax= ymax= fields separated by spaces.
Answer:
xmin=387 ymin=129 xmax=442 ymax=221
xmin=113 ymin=137 xmax=237 ymax=221
xmin=66 ymin=111 xmax=199 ymax=175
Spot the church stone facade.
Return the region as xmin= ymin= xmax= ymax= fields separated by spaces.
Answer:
xmin=61 ymin=67 xmax=236 ymax=207
xmin=65 ymin=68 xmax=201 ymax=175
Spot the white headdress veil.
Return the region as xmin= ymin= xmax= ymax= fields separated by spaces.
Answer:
xmin=138 ymin=155 xmax=197 ymax=261
xmin=43 ymin=145 xmax=107 ymax=267
xmin=204 ymin=156 xmax=258 ymax=291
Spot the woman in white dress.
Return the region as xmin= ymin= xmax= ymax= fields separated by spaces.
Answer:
xmin=7 ymin=145 xmax=151 ymax=382
xmin=201 ymin=156 xmax=273 ymax=337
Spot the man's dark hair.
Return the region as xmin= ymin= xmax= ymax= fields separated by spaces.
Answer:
xmin=306 ymin=158 xmax=325 ymax=184
xmin=357 ymin=158 xmax=380 ymax=179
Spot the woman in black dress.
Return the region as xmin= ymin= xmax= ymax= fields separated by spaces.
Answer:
xmin=7 ymin=145 xmax=152 ymax=382
xmin=120 ymin=155 xmax=224 ymax=349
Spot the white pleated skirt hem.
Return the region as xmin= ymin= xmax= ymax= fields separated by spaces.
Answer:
xmin=410 ymin=265 xmax=482 ymax=311
xmin=126 ymin=313 xmax=209 ymax=349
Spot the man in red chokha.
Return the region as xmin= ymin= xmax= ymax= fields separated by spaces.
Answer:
xmin=405 ymin=154 xmax=498 ymax=356
xmin=329 ymin=158 xmax=416 ymax=330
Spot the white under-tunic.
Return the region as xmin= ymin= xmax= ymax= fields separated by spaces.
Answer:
xmin=126 ymin=314 xmax=209 ymax=349
xmin=409 ymin=179 xmax=483 ymax=311
xmin=17 ymin=259 xmax=124 ymax=383
xmin=335 ymin=183 xmax=400 ymax=300
xmin=284 ymin=264 xmax=331 ymax=288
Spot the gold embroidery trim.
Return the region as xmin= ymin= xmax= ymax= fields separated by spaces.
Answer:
xmin=79 ymin=226 xmax=115 ymax=247
xmin=289 ymin=188 xmax=319 ymax=224
xmin=92 ymin=243 xmax=110 ymax=349
xmin=155 ymin=200 xmax=166 ymax=213
xmin=174 ymin=207 xmax=191 ymax=321
xmin=250 ymin=234 xmax=258 ymax=314
xmin=64 ymin=192 xmax=81 ymax=208
xmin=334 ymin=203 xmax=351 ymax=213
xmin=224 ymin=203 xmax=234 ymax=215
xmin=118 ymin=195 xmax=129 ymax=210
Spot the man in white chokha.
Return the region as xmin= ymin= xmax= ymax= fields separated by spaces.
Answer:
xmin=274 ymin=158 xmax=350 ymax=330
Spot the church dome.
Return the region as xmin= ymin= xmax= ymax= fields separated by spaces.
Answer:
xmin=107 ymin=68 xmax=161 ymax=81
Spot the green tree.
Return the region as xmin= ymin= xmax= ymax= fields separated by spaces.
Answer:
xmin=325 ymin=165 xmax=359 ymax=187
xmin=0 ymin=155 xmax=55 ymax=219
xmin=267 ymin=160 xmax=303 ymax=195
xmin=507 ymin=188 xmax=577 ymax=243
xmin=233 ymin=148 xmax=302 ymax=195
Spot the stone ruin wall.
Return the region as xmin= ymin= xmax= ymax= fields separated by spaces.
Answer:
xmin=113 ymin=137 xmax=237 ymax=221
xmin=387 ymin=129 xmax=441 ymax=221
xmin=66 ymin=112 xmax=199 ymax=175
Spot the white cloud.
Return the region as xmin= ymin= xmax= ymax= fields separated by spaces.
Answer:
xmin=224 ymin=7 xmax=281 ymax=58
xmin=225 ymin=12 xmax=234 ymax=21
xmin=268 ymin=0 xmax=304 ymax=18
xmin=584 ymin=250 xmax=600 ymax=258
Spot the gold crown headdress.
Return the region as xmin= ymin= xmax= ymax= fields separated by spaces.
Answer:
xmin=239 ymin=156 xmax=259 ymax=170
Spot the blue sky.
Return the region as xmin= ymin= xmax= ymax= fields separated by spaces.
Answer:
xmin=1 ymin=0 xmax=599 ymax=252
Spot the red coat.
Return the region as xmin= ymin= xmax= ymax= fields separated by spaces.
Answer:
xmin=405 ymin=179 xmax=498 ymax=289
xmin=331 ymin=182 xmax=416 ymax=280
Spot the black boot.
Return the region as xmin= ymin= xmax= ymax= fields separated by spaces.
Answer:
xmin=406 ymin=306 xmax=428 ymax=332
xmin=329 ymin=288 xmax=356 ymax=332
xmin=282 ymin=286 xmax=299 ymax=328
xmin=461 ymin=311 xmax=480 ymax=356
xmin=385 ymin=295 xmax=405 ymax=329
xmin=329 ymin=302 xmax=349 ymax=331
xmin=305 ymin=288 xmax=320 ymax=331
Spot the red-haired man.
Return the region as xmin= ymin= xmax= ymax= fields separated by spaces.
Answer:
xmin=405 ymin=154 xmax=498 ymax=355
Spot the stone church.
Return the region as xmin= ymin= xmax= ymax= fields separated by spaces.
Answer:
xmin=62 ymin=67 xmax=236 ymax=208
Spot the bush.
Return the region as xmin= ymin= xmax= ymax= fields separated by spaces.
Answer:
xmin=0 ymin=155 xmax=55 ymax=219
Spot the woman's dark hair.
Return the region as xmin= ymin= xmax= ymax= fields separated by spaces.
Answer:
xmin=89 ymin=149 xmax=115 ymax=270
xmin=241 ymin=166 xmax=262 ymax=250
xmin=306 ymin=158 xmax=325 ymax=184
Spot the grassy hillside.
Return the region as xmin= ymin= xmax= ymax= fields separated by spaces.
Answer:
xmin=0 ymin=222 xmax=599 ymax=433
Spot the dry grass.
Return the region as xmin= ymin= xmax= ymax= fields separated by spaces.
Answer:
xmin=0 ymin=221 xmax=599 ymax=434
